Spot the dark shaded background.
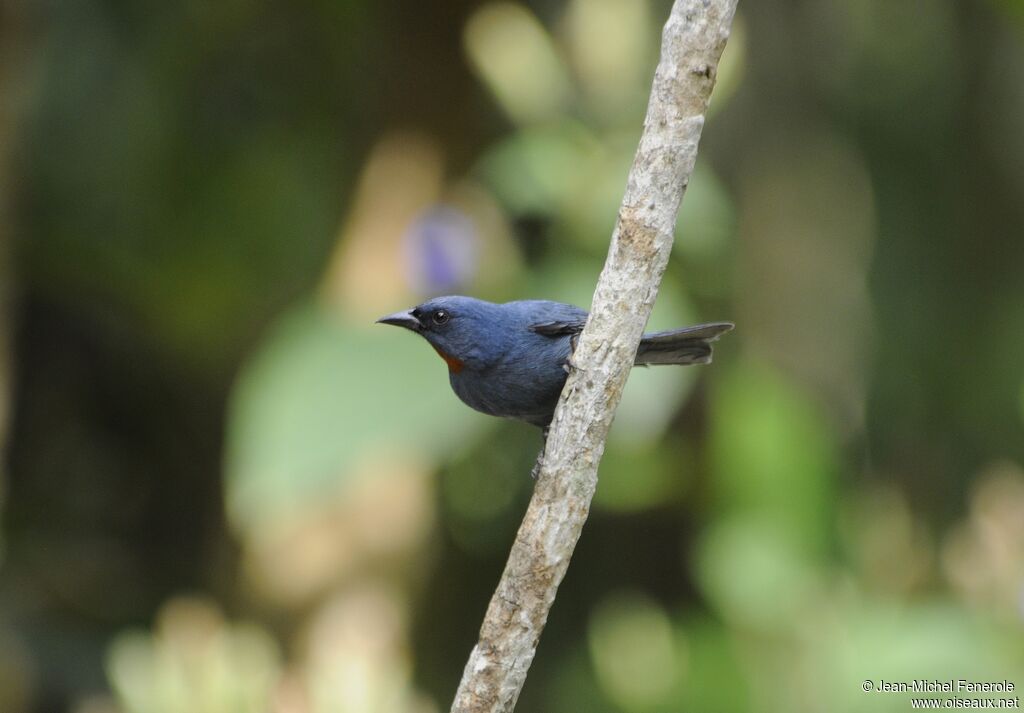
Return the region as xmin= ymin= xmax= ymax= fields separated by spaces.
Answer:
xmin=1 ymin=1 xmax=1022 ymax=712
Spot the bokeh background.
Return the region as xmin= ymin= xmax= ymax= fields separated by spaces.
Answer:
xmin=2 ymin=0 xmax=1023 ymax=711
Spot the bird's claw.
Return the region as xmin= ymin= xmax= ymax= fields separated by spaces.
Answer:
xmin=530 ymin=452 xmax=544 ymax=479
xmin=531 ymin=429 xmax=549 ymax=479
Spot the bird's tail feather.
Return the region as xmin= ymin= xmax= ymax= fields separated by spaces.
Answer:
xmin=634 ymin=322 xmax=734 ymax=366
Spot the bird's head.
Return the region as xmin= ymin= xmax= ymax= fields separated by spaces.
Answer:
xmin=376 ymin=296 xmax=501 ymax=372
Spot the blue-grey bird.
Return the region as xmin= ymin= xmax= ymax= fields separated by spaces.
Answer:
xmin=377 ymin=296 xmax=732 ymax=429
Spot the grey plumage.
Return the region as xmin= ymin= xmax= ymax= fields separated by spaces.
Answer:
xmin=634 ymin=322 xmax=734 ymax=365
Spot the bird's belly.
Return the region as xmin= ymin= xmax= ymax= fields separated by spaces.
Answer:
xmin=450 ymin=367 xmax=566 ymax=426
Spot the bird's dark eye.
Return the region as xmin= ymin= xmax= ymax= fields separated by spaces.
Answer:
xmin=432 ymin=310 xmax=450 ymax=325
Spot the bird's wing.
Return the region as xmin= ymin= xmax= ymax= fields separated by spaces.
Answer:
xmin=528 ymin=319 xmax=586 ymax=337
xmin=519 ymin=300 xmax=589 ymax=338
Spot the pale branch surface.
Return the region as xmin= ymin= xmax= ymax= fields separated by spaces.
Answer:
xmin=450 ymin=1 xmax=739 ymax=711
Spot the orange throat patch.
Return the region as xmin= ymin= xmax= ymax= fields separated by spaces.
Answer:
xmin=432 ymin=345 xmax=465 ymax=373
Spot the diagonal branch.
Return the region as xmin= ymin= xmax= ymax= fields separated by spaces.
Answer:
xmin=450 ymin=1 xmax=739 ymax=711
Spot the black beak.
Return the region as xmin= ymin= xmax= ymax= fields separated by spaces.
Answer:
xmin=376 ymin=309 xmax=422 ymax=332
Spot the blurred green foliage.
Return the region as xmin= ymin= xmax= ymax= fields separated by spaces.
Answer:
xmin=2 ymin=0 xmax=1024 ymax=712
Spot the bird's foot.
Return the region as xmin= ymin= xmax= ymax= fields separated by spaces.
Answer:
xmin=531 ymin=428 xmax=550 ymax=479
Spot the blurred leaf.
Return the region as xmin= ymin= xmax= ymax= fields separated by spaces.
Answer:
xmin=1020 ymin=378 xmax=1024 ymax=426
xmin=561 ymin=129 xmax=634 ymax=247
xmin=710 ymin=361 xmax=837 ymax=550
xmin=810 ymin=0 xmax=959 ymax=134
xmin=302 ymin=584 xmax=435 ymax=713
xmin=441 ymin=422 xmax=534 ymax=554
xmin=478 ymin=122 xmax=598 ymax=218
xmin=595 ymin=443 xmax=688 ymax=514
xmin=989 ymin=0 xmax=1024 ymax=24
xmin=545 ymin=646 xmax=619 ymax=713
xmin=106 ymin=598 xmax=280 ymax=713
xmin=464 ymin=2 xmax=573 ymax=125
xmin=25 ymin=15 xmax=342 ymax=367
xmin=564 ymin=0 xmax=654 ymax=123
xmin=825 ymin=600 xmax=1024 ymax=713
xmin=225 ymin=302 xmax=484 ymax=537
xmin=674 ymin=616 xmax=748 ymax=713
xmin=941 ymin=462 xmax=1024 ymax=623
xmin=840 ymin=485 xmax=932 ymax=595
xmin=0 ymin=629 xmax=33 ymax=713
xmin=240 ymin=460 xmax=435 ymax=605
xmin=588 ymin=591 xmax=682 ymax=711
xmin=695 ymin=514 xmax=819 ymax=631
xmin=322 ymin=132 xmax=445 ymax=318
xmin=147 ymin=129 xmax=340 ymax=360
xmin=674 ymin=163 xmax=736 ymax=265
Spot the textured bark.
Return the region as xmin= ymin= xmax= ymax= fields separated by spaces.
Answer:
xmin=450 ymin=1 xmax=738 ymax=711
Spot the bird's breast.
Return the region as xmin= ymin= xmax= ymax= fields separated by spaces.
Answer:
xmin=445 ymin=338 xmax=572 ymax=425
xmin=431 ymin=344 xmax=465 ymax=373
